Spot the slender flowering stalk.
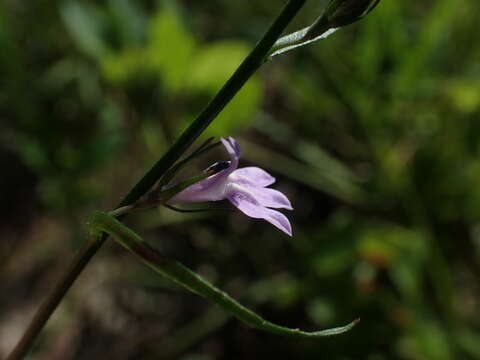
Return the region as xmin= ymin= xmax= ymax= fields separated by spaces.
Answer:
xmin=7 ymin=0 xmax=383 ymax=354
xmin=5 ymin=0 xmax=384 ymax=355
xmin=170 ymin=137 xmax=293 ymax=236
xmin=6 ymin=2 xmax=307 ymax=359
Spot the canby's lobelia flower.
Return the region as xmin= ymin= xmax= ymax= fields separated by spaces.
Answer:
xmin=169 ymin=137 xmax=293 ymax=236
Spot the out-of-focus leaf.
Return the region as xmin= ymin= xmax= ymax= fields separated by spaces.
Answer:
xmin=100 ymin=47 xmax=147 ymax=84
xmin=60 ymin=1 xmax=109 ymax=58
xmin=392 ymin=0 xmax=458 ymax=95
xmin=307 ymin=298 xmax=336 ymax=325
xmin=243 ymin=140 xmax=366 ymax=204
xmin=457 ymin=328 xmax=480 ymax=358
xmin=356 ymin=223 xmax=427 ymax=303
xmin=185 ymin=41 xmax=263 ymax=137
xmin=312 ymin=246 xmax=356 ymax=276
xmin=146 ymin=9 xmax=196 ymax=91
xmin=108 ymin=0 xmax=146 ymax=46
xmin=356 ymin=223 xmax=426 ymax=266
xmin=408 ymin=321 xmax=452 ymax=360
xmin=444 ymin=79 xmax=480 ymax=114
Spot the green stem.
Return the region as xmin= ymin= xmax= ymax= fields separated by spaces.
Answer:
xmin=117 ymin=0 xmax=307 ymax=209
xmin=5 ymin=237 xmax=104 ymax=360
xmin=6 ymin=2 xmax=306 ymax=359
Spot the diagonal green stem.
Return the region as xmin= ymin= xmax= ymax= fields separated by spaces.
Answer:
xmin=90 ymin=211 xmax=359 ymax=338
xmin=5 ymin=237 xmax=104 ymax=360
xmin=6 ymin=1 xmax=306 ymax=359
xmin=117 ymin=0 xmax=307 ymax=209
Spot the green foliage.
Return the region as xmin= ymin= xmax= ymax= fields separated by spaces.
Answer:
xmin=60 ymin=1 xmax=109 ymax=58
xmin=2 ymin=0 xmax=480 ymax=359
xmin=98 ymin=7 xmax=262 ymax=137
xmin=146 ymin=9 xmax=196 ymax=91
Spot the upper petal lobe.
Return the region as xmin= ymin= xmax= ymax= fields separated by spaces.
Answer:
xmin=230 ymin=167 xmax=276 ymax=187
xmin=220 ymin=137 xmax=241 ymax=170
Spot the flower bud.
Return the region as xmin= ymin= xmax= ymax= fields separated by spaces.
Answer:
xmin=269 ymin=0 xmax=381 ymax=59
xmin=324 ymin=0 xmax=381 ymax=27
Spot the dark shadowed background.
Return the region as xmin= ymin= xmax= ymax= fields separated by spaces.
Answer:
xmin=1 ymin=0 xmax=480 ymax=359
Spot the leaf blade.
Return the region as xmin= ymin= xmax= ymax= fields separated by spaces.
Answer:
xmin=89 ymin=211 xmax=359 ymax=338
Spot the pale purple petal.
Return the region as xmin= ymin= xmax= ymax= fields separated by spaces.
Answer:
xmin=228 ymin=136 xmax=241 ymax=159
xmin=168 ymin=137 xmax=293 ymax=236
xmin=227 ymin=188 xmax=292 ymax=236
xmin=170 ymin=138 xmax=240 ymax=203
xmin=168 ymin=172 xmax=228 ymax=203
xmin=220 ymin=137 xmax=241 ymax=171
xmin=230 ymin=167 xmax=275 ymax=187
xmin=246 ymin=187 xmax=293 ymax=210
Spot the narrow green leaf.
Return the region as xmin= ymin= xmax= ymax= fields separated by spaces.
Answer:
xmin=89 ymin=211 xmax=359 ymax=338
xmin=268 ymin=24 xmax=338 ymax=59
xmin=269 ymin=0 xmax=382 ymax=59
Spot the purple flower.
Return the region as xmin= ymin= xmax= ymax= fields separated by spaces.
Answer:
xmin=169 ymin=137 xmax=293 ymax=236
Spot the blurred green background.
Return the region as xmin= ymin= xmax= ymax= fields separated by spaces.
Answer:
xmin=1 ymin=0 xmax=480 ymax=359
